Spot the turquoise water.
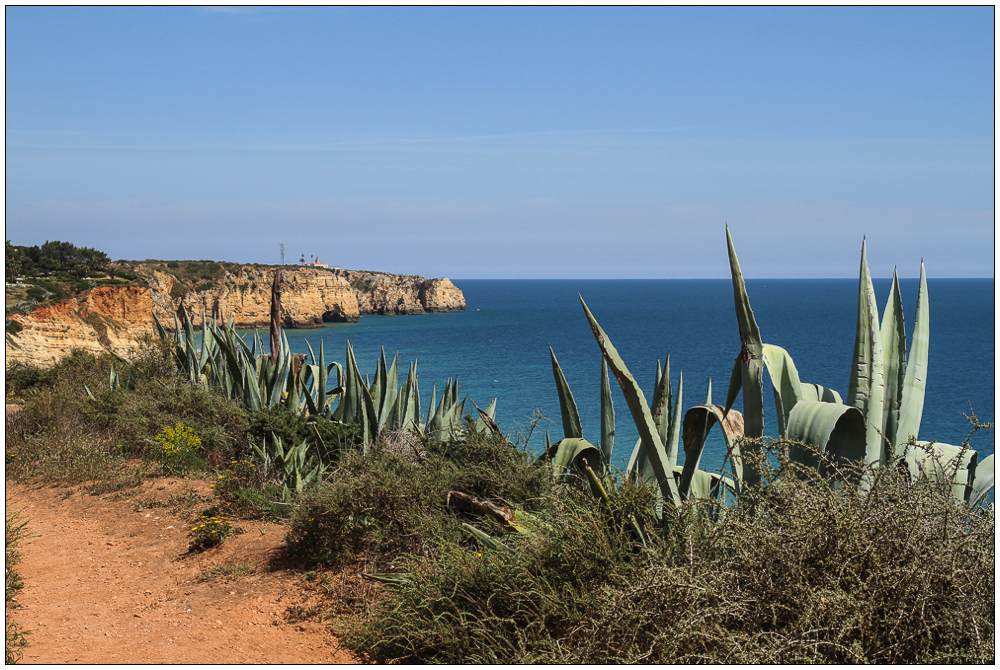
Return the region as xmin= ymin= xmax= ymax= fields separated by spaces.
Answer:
xmin=258 ymin=278 xmax=993 ymax=473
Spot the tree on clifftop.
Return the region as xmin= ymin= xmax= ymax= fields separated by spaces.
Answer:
xmin=5 ymin=240 xmax=110 ymax=279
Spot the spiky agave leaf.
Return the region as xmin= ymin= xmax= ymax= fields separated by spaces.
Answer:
xmin=723 ymin=226 xmax=766 ymax=489
xmin=546 ymin=436 xmax=603 ymax=478
xmin=894 ymin=261 xmax=929 ymax=457
xmin=969 ymin=453 xmax=994 ymax=508
xmin=879 ymin=268 xmax=907 ymax=453
xmin=549 ymin=345 xmax=583 ymax=439
xmin=580 ymin=295 xmax=681 ymax=508
xmin=846 ymin=239 xmax=886 ymax=467
xmin=677 ymin=404 xmax=744 ymax=500
xmin=600 ymin=357 xmax=615 ymax=466
xmin=905 ymin=440 xmax=977 ymax=503
xmin=786 ymin=400 xmax=867 ymax=479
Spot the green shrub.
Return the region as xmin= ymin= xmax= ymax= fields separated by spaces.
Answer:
xmin=284 ymin=428 xmax=553 ymax=567
xmin=337 ymin=448 xmax=994 ymax=664
xmin=153 ymin=422 xmax=206 ymax=476
xmin=188 ymin=514 xmax=242 ymax=551
xmin=24 ymin=286 xmax=46 ymax=301
xmin=82 ymin=381 xmax=250 ymax=467
xmin=211 ymin=457 xmax=291 ymax=520
xmin=246 ymin=407 xmax=361 ymax=465
xmin=5 ymin=347 xmax=248 ymax=487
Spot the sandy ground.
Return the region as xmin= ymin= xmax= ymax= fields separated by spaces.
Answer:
xmin=5 ymin=475 xmax=362 ymax=664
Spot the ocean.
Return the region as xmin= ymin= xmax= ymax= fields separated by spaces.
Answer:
xmin=266 ymin=278 xmax=994 ymax=473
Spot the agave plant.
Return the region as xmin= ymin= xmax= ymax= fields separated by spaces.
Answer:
xmin=546 ymin=312 xmax=744 ymax=513
xmin=251 ymin=434 xmax=329 ymax=503
xmin=330 ymin=341 xmax=497 ymax=448
xmin=722 ymin=227 xmax=992 ymax=504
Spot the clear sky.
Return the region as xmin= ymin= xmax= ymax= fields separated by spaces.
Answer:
xmin=5 ymin=6 xmax=994 ymax=279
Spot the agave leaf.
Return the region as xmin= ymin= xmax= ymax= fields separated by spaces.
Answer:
xmin=582 ymin=457 xmax=611 ymax=504
xmin=472 ymin=398 xmax=502 ymax=436
xmin=678 ymin=404 xmax=744 ymax=499
xmin=198 ymin=307 xmax=213 ymax=374
xmin=880 ymin=268 xmax=907 ymax=450
xmin=333 ymin=342 xmax=360 ymax=422
xmin=316 ymin=340 xmax=328 ymax=413
xmin=787 ymin=400 xmax=867 ymax=475
xmin=546 ymin=437 xmax=603 ymax=477
xmin=301 ymin=365 xmax=321 ymax=416
xmin=628 ymin=360 xmax=680 ymax=483
xmin=970 ymin=453 xmax=995 ymax=507
xmin=181 ymin=305 xmax=198 ymax=383
xmin=266 ymin=344 xmax=291 ymax=408
xmin=847 ymin=239 xmax=886 ymax=466
xmin=360 ymin=381 xmax=379 ymax=446
xmin=760 ymin=344 xmax=805 ymax=439
xmin=362 ymin=573 xmax=414 ymax=587
xmin=580 ymin=295 xmax=681 ymax=508
xmin=895 ymin=261 xmax=929 ymax=457
xmin=665 ymin=370 xmax=683 ymax=467
xmin=905 ymin=441 xmax=977 ymax=503
xmin=673 ymin=464 xmax=726 ymax=502
xmin=152 ymin=313 xmax=169 ymax=341
xmin=800 ymin=383 xmax=843 ymax=404
xmin=425 ymin=384 xmax=437 ymax=426
xmin=650 ymin=356 xmax=672 ymax=446
xmin=600 ymin=357 xmax=615 ymax=466
xmin=369 ymin=351 xmax=384 ymax=419
xmin=462 ymin=523 xmax=516 ymax=555
xmin=380 ymin=350 xmax=400 ymax=431
xmin=723 ymin=226 xmax=766 ymax=489
xmin=399 ymin=360 xmax=420 ymax=431
xmin=550 ymin=345 xmax=582 ymax=439
xmin=434 ymin=397 xmax=466 ymax=440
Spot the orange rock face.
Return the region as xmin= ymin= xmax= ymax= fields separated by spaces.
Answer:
xmin=5 ymin=286 xmax=157 ymax=367
xmin=150 ymin=267 xmax=362 ymax=329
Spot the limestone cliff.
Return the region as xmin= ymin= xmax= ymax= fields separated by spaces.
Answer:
xmin=5 ymin=286 xmax=157 ymax=367
xmin=6 ymin=266 xmax=466 ymax=367
xmin=339 ymin=270 xmax=466 ymax=316
xmin=142 ymin=266 xmax=361 ymax=329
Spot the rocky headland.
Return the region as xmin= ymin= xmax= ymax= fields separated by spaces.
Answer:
xmin=5 ymin=266 xmax=465 ymax=367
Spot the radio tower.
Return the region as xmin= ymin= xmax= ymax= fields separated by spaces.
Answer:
xmin=280 ymin=243 xmax=285 ymax=266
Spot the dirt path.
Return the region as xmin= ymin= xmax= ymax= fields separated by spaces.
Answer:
xmin=6 ymin=479 xmax=359 ymax=664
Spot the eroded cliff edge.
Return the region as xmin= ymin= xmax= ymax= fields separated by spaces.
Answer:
xmin=6 ymin=267 xmax=465 ymax=367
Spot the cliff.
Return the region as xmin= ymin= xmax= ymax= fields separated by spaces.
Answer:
xmin=5 ymin=286 xmax=157 ymax=367
xmin=5 ymin=267 xmax=466 ymax=367
xmin=340 ymin=270 xmax=466 ymax=316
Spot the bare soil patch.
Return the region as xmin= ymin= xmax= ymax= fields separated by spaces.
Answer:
xmin=6 ymin=478 xmax=361 ymax=664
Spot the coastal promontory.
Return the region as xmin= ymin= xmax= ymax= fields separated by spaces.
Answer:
xmin=5 ymin=264 xmax=466 ymax=367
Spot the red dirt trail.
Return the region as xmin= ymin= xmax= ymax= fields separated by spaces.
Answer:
xmin=5 ymin=477 xmax=359 ymax=664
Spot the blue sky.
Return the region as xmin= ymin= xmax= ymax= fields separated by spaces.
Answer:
xmin=5 ymin=6 xmax=994 ymax=278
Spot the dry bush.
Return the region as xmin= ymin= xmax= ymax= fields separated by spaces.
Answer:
xmin=341 ymin=447 xmax=994 ymax=664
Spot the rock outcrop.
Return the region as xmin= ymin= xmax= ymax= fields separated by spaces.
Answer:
xmin=340 ymin=270 xmax=466 ymax=316
xmin=5 ymin=286 xmax=157 ymax=367
xmin=5 ymin=266 xmax=466 ymax=367
xmin=145 ymin=267 xmax=362 ymax=329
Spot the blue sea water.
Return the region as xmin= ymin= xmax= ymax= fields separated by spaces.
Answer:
xmin=268 ymin=278 xmax=994 ymax=474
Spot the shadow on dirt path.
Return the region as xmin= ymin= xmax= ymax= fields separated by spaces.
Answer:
xmin=6 ymin=478 xmax=359 ymax=664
